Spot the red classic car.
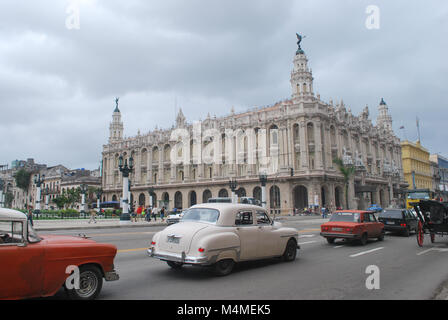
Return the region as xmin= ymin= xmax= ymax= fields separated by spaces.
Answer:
xmin=320 ymin=210 xmax=385 ymax=245
xmin=0 ymin=208 xmax=119 ymax=300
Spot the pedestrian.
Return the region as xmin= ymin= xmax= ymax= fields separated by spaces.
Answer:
xmin=89 ymin=208 xmax=97 ymax=224
xmin=145 ymin=206 xmax=152 ymax=222
xmin=137 ymin=205 xmax=143 ymax=222
xmin=321 ymin=206 xmax=327 ymax=219
xmin=152 ymin=206 xmax=158 ymax=221
xmin=160 ymin=207 xmax=165 ymax=221
xmin=130 ymin=205 xmax=137 ymax=222
xmin=27 ymin=206 xmax=34 ymax=226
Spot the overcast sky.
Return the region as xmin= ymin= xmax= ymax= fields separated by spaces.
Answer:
xmin=0 ymin=0 xmax=447 ymax=170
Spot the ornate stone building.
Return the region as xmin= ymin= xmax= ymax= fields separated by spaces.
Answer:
xmin=101 ymin=38 xmax=407 ymax=214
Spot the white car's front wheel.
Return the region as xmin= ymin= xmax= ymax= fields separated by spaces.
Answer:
xmin=282 ymin=239 xmax=297 ymax=262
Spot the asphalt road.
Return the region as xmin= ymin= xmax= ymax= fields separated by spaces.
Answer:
xmin=42 ymin=218 xmax=448 ymax=300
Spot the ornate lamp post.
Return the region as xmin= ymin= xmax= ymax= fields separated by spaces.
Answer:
xmin=0 ymin=178 xmax=4 ymax=208
xmin=118 ymin=154 xmax=134 ymax=223
xmin=79 ymin=183 xmax=88 ymax=215
xmin=148 ymin=187 xmax=155 ymax=207
xmin=34 ymin=174 xmax=45 ymax=215
xmin=229 ymin=178 xmax=238 ymax=204
xmin=96 ymin=188 xmax=103 ymax=214
xmin=43 ymin=187 xmax=50 ymax=210
xmin=259 ymin=173 xmax=268 ymax=208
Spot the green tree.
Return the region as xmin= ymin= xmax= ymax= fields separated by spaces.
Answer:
xmin=333 ymin=158 xmax=355 ymax=209
xmin=14 ymin=169 xmax=32 ymax=192
xmin=53 ymin=194 xmax=68 ymax=210
xmin=66 ymin=188 xmax=81 ymax=209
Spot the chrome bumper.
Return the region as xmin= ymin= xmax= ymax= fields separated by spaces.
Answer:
xmin=104 ymin=270 xmax=120 ymax=281
xmin=320 ymin=232 xmax=359 ymax=239
xmin=147 ymin=248 xmax=213 ymax=265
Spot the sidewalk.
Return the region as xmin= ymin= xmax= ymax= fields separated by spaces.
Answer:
xmin=33 ymin=218 xmax=167 ymax=231
xmin=32 ymin=214 xmax=327 ymax=231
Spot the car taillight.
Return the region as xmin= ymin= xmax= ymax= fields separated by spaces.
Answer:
xmin=151 ymin=241 xmax=156 ymax=246
xmin=400 ymin=224 xmax=406 ymax=227
xmin=198 ymin=247 xmax=205 ymax=253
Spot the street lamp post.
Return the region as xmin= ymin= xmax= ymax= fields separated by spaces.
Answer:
xmin=96 ymin=188 xmax=103 ymax=214
xmin=259 ymin=173 xmax=267 ymax=208
xmin=0 ymin=178 xmax=4 ymax=208
xmin=79 ymin=183 xmax=88 ymax=216
xmin=43 ymin=187 xmax=50 ymax=210
xmin=229 ymin=178 xmax=238 ymax=204
xmin=118 ymin=155 xmax=134 ymax=223
xmin=34 ymin=174 xmax=45 ymax=216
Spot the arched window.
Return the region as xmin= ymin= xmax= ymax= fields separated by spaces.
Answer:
xmin=202 ymin=189 xmax=212 ymax=203
xmin=174 ymin=191 xmax=183 ymax=209
xmin=138 ymin=193 xmax=146 ymax=206
xmin=253 ymin=186 xmax=262 ymax=203
xmin=307 ymin=123 xmax=314 ymax=143
xmin=218 ymin=189 xmax=229 ymax=198
xmin=270 ymin=186 xmax=281 ymax=208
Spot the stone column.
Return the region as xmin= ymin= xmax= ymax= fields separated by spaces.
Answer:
xmin=148 ymin=148 xmax=153 ymax=184
xmin=314 ymin=121 xmax=324 ymax=169
xmin=288 ymin=123 xmax=295 ymax=171
xmin=135 ymin=150 xmax=141 ymax=184
xmin=158 ymin=145 xmax=164 ymax=184
xmin=299 ymin=122 xmax=308 ymax=169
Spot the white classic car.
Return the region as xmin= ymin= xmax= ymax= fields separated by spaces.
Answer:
xmin=147 ymin=203 xmax=300 ymax=276
xmin=166 ymin=211 xmax=184 ymax=225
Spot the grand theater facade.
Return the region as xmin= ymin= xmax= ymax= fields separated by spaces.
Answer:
xmin=101 ymin=40 xmax=408 ymax=215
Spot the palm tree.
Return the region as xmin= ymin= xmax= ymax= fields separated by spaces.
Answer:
xmin=333 ymin=158 xmax=355 ymax=209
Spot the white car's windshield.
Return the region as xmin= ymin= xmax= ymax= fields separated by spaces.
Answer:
xmin=182 ymin=208 xmax=220 ymax=223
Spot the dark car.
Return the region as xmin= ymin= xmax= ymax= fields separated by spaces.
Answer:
xmin=378 ymin=209 xmax=418 ymax=236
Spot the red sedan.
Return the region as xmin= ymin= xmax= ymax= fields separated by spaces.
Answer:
xmin=320 ymin=210 xmax=385 ymax=245
xmin=0 ymin=208 xmax=119 ymax=300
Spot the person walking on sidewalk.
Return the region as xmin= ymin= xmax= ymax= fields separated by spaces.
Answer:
xmin=27 ymin=206 xmax=34 ymax=226
xmin=160 ymin=207 xmax=165 ymax=221
xmin=136 ymin=205 xmax=143 ymax=222
xmin=152 ymin=206 xmax=158 ymax=221
xmin=88 ymin=208 xmax=97 ymax=224
xmin=145 ymin=206 xmax=152 ymax=222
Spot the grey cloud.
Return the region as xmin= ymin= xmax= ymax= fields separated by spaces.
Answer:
xmin=0 ymin=0 xmax=447 ymax=169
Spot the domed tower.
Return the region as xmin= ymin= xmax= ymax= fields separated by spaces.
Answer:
xmin=376 ymin=98 xmax=393 ymax=133
xmin=109 ymin=97 xmax=124 ymax=143
xmin=290 ymin=33 xmax=314 ymax=100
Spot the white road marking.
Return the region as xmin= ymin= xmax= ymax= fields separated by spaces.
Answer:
xmin=298 ymin=241 xmax=317 ymax=245
xmin=417 ymin=247 xmax=448 ymax=256
xmin=349 ymin=247 xmax=384 ymax=258
xmin=299 ymin=235 xmax=315 ymax=238
xmin=334 ymin=245 xmax=345 ymax=249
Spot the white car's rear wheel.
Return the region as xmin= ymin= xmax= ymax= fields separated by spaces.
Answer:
xmin=212 ymin=259 xmax=235 ymax=276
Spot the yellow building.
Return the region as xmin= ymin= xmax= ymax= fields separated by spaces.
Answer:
xmin=401 ymin=140 xmax=432 ymax=190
